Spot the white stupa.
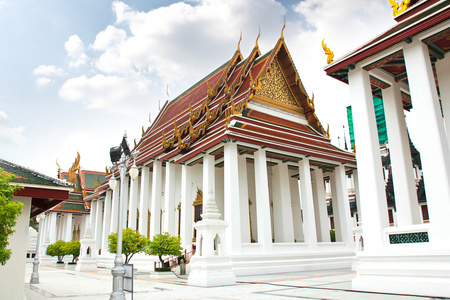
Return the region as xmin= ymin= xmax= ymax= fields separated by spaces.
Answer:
xmin=188 ymin=187 xmax=236 ymax=287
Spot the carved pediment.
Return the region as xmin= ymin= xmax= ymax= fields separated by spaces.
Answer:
xmin=254 ymin=59 xmax=304 ymax=116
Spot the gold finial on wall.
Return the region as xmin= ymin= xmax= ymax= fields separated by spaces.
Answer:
xmin=322 ymin=39 xmax=334 ymax=64
xmin=388 ymin=0 xmax=411 ymax=16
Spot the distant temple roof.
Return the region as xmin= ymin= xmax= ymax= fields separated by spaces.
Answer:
xmin=0 ymin=158 xmax=73 ymax=217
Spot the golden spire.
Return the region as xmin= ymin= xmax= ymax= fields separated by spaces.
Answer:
xmin=237 ymin=31 xmax=242 ymax=52
xmin=166 ymin=84 xmax=170 ymax=97
xmin=322 ymin=39 xmax=334 ymax=64
xmin=56 ymin=159 xmax=61 ymax=179
xmin=388 ymin=0 xmax=411 ymax=16
xmin=255 ymin=26 xmax=261 ymax=48
xmin=280 ymin=17 xmax=286 ymax=40
xmin=158 ymin=100 xmax=161 ymax=110
xmin=326 ymin=124 xmax=330 ymax=139
xmin=149 ymin=112 xmax=151 ymax=124
xmin=67 ymin=152 xmax=80 ymax=184
xmin=142 ymin=126 xmax=145 ymax=137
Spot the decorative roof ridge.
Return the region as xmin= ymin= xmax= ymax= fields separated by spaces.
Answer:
xmin=0 ymin=158 xmax=73 ymax=188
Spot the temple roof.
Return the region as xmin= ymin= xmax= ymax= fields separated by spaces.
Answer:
xmin=324 ymin=0 xmax=449 ymax=109
xmin=125 ymin=35 xmax=355 ymax=171
xmin=0 ymin=158 xmax=73 ymax=218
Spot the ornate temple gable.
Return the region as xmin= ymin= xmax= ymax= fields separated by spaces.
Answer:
xmin=253 ymin=58 xmax=305 ymax=116
xmin=248 ymin=38 xmax=327 ymax=136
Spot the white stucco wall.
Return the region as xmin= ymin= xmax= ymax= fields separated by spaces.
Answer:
xmin=0 ymin=196 xmax=31 ymax=300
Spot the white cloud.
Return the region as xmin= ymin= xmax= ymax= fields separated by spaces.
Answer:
xmin=58 ymin=74 xmax=155 ymax=115
xmin=0 ymin=111 xmax=26 ymax=155
xmin=36 ymin=77 xmax=52 ymax=86
xmin=65 ymin=35 xmax=88 ymax=68
xmin=33 ymin=64 xmax=66 ymax=77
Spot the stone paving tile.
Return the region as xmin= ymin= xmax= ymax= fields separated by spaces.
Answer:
xmin=23 ymin=264 xmax=439 ymax=300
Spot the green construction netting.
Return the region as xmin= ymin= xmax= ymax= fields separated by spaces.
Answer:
xmin=347 ymin=96 xmax=388 ymax=149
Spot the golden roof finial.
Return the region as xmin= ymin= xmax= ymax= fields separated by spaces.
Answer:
xmin=322 ymin=39 xmax=334 ymax=64
xmin=158 ymin=99 xmax=161 ymax=110
xmin=326 ymin=124 xmax=330 ymax=139
xmin=280 ymin=17 xmax=286 ymax=40
xmin=149 ymin=112 xmax=151 ymax=124
xmin=56 ymin=159 xmax=61 ymax=179
xmin=105 ymin=166 xmax=110 ymax=176
xmin=255 ymin=26 xmax=261 ymax=48
xmin=142 ymin=126 xmax=145 ymax=137
xmin=67 ymin=152 xmax=80 ymax=184
xmin=236 ymin=30 xmax=242 ymax=52
xmin=166 ymin=84 xmax=170 ymax=98
xmin=388 ymin=0 xmax=411 ymax=16
xmin=134 ymin=138 xmax=137 ymax=148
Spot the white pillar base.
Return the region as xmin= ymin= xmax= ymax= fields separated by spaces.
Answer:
xmin=353 ymin=253 xmax=450 ymax=298
xmin=188 ymin=255 xmax=236 ymax=287
xmin=75 ymin=257 xmax=98 ymax=271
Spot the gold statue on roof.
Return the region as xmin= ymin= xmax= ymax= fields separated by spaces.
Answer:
xmin=322 ymin=39 xmax=334 ymax=64
xmin=67 ymin=152 xmax=80 ymax=184
xmin=388 ymin=0 xmax=411 ymax=16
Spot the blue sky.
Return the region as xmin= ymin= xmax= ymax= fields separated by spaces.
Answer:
xmin=0 ymin=0 xmax=396 ymax=176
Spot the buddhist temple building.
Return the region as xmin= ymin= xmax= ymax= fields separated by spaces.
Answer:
xmin=325 ymin=0 xmax=450 ymax=297
xmin=36 ymin=154 xmax=105 ymax=261
xmin=87 ymin=30 xmax=359 ymax=275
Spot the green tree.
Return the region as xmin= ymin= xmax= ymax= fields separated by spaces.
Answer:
xmin=145 ymin=232 xmax=182 ymax=266
xmin=46 ymin=240 xmax=68 ymax=263
xmin=0 ymin=168 xmax=24 ymax=265
xmin=107 ymin=228 xmax=148 ymax=264
xmin=64 ymin=240 xmax=80 ymax=263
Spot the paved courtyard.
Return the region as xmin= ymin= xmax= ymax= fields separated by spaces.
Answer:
xmin=24 ymin=263 xmax=441 ymax=299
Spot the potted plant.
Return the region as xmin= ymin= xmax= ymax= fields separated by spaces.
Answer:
xmin=46 ymin=240 xmax=67 ymax=264
xmin=64 ymin=240 xmax=80 ymax=264
xmin=145 ymin=232 xmax=182 ymax=272
xmin=107 ymin=228 xmax=148 ymax=264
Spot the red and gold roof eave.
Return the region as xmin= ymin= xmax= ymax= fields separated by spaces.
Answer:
xmin=325 ymin=3 xmax=450 ymax=83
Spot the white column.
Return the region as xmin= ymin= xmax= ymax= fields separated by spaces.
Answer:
xmin=164 ymin=162 xmax=176 ymax=236
xmin=224 ymin=142 xmax=242 ymax=253
xmin=64 ymin=213 xmax=73 ymax=241
xmin=254 ymin=149 xmax=272 ymax=251
xmin=331 ymin=165 xmax=354 ymax=245
xmin=312 ymin=167 xmax=330 ymax=242
xmin=383 ymin=83 xmax=421 ymax=225
xmin=164 ymin=162 xmax=177 ymax=236
xmin=238 ymin=155 xmax=251 ymax=243
xmin=348 ymin=66 xmax=389 ymax=253
xmin=101 ymin=190 xmax=112 ymax=252
xmin=121 ymin=176 xmax=130 ymax=229
xmin=298 ymin=158 xmax=318 ymax=248
xmin=128 ymin=175 xmax=140 ymax=230
xmin=435 ymin=53 xmax=450 ymax=147
xmin=180 ymin=164 xmax=193 ymax=250
xmin=138 ymin=166 xmax=151 ymax=236
xmin=90 ymin=201 xmax=97 ymax=238
xmin=290 ymin=176 xmax=304 ymax=242
xmin=403 ymin=40 xmax=450 ymax=244
xmin=203 ymin=154 xmax=215 ymax=201
xmin=353 ymin=170 xmax=362 ymax=222
xmin=272 ymin=162 xmax=295 ymax=243
xmin=49 ymin=212 xmax=58 ymax=244
xmin=95 ymin=199 xmax=103 ymax=252
xmin=150 ymin=160 xmax=162 ymax=239
xmin=110 ymin=185 xmax=119 ymax=233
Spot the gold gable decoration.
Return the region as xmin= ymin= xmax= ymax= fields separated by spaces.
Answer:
xmin=254 ymin=59 xmax=305 ymax=115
